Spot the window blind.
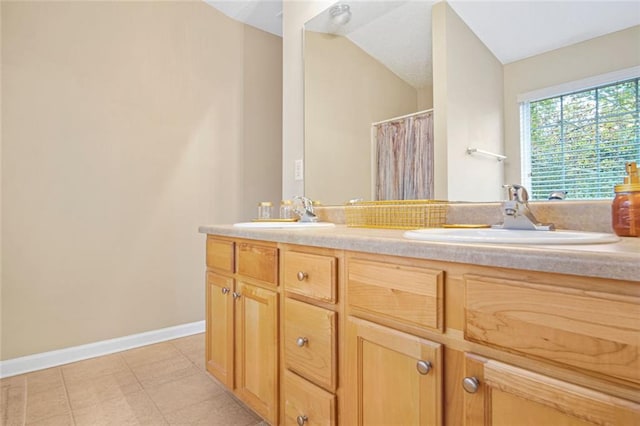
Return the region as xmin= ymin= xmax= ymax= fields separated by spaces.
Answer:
xmin=522 ymin=78 xmax=640 ymax=200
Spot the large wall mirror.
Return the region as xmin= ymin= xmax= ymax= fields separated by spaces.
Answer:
xmin=303 ymin=0 xmax=640 ymax=206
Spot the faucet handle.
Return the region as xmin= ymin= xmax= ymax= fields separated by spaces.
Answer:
xmin=503 ymin=184 xmax=529 ymax=203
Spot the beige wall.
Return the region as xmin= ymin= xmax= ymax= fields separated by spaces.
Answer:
xmin=432 ymin=2 xmax=504 ymax=201
xmin=243 ymin=25 xmax=283 ymax=218
xmin=304 ymin=31 xmax=418 ymax=205
xmin=1 ymin=1 xmax=282 ymax=360
xmin=503 ymin=25 xmax=640 ymax=184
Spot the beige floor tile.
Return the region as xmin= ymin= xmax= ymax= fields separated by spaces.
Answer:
xmin=172 ymin=334 xmax=206 ymax=370
xmin=24 ymin=368 xmax=65 ymax=395
xmin=1 ymin=374 xmax=26 ymax=390
xmin=1 ymin=378 xmax=27 ymax=426
xmin=61 ymin=353 xmax=129 ymax=384
xmin=171 ymin=334 xmax=204 ymax=356
xmin=189 ymin=354 xmax=206 ymax=371
xmin=164 ymin=392 xmax=261 ymax=426
xmin=66 ymin=369 xmax=142 ymax=410
xmin=122 ymin=342 xmax=182 ymax=368
xmin=144 ymin=372 xmax=225 ymax=416
xmin=26 ymin=412 xmax=74 ymax=426
xmin=72 ymin=389 xmax=167 ymax=426
xmin=129 ymin=353 xmax=199 ymax=389
xmin=25 ymin=385 xmax=70 ymax=424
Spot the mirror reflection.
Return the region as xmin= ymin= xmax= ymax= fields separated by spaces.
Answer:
xmin=303 ymin=1 xmax=640 ymax=205
xmin=304 ymin=1 xmax=433 ymax=205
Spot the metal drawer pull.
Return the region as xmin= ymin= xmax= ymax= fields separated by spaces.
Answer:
xmin=416 ymin=360 xmax=432 ymax=375
xmin=221 ymin=287 xmax=230 ymax=295
xmin=462 ymin=377 xmax=480 ymax=393
xmin=232 ymin=292 xmax=241 ymax=300
xmin=297 ymin=271 xmax=308 ymax=281
xmin=296 ymin=337 xmax=309 ymax=347
xmin=296 ymin=415 xmax=308 ymax=425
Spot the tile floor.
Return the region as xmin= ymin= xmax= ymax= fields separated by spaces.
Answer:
xmin=0 ymin=333 xmax=265 ymax=425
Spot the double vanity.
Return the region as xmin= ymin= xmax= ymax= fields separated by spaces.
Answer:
xmin=199 ymin=205 xmax=639 ymax=425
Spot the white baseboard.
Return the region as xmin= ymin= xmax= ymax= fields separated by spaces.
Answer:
xmin=0 ymin=320 xmax=205 ymax=379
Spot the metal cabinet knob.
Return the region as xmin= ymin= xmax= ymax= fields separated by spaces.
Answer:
xmin=416 ymin=360 xmax=432 ymax=375
xmin=462 ymin=377 xmax=480 ymax=393
xmin=232 ymin=292 xmax=241 ymax=300
xmin=296 ymin=415 xmax=308 ymax=426
xmin=297 ymin=271 xmax=308 ymax=281
xmin=296 ymin=337 xmax=308 ymax=347
xmin=221 ymin=287 xmax=230 ymax=295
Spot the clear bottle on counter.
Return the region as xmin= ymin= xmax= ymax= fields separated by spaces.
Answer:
xmin=279 ymin=200 xmax=293 ymax=219
xmin=257 ymin=201 xmax=273 ymax=220
xmin=612 ymin=161 xmax=640 ymax=237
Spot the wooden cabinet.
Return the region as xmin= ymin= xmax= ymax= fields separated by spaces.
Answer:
xmin=283 ymin=370 xmax=336 ymax=426
xmin=462 ymin=354 xmax=640 ymax=425
xmin=345 ymin=253 xmax=444 ymax=426
xmin=345 ymin=317 xmax=442 ymax=426
xmin=464 ymin=274 xmax=640 ymax=385
xmin=204 ymin=233 xmax=640 ymax=426
xmin=284 ymin=298 xmax=337 ymax=391
xmin=282 ymin=246 xmax=340 ymax=426
xmin=205 ymin=236 xmax=279 ymax=425
xmin=205 ymin=271 xmax=234 ymax=388
xmin=235 ymin=281 xmax=279 ymax=423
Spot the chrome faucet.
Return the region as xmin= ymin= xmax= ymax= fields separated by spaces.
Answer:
xmin=492 ymin=184 xmax=555 ymax=231
xmin=293 ymin=196 xmax=318 ymax=222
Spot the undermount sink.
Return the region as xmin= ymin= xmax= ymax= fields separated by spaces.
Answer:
xmin=233 ymin=221 xmax=335 ymax=229
xmin=403 ymin=228 xmax=621 ymax=245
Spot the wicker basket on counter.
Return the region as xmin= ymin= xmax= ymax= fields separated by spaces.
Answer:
xmin=345 ymin=199 xmax=448 ymax=230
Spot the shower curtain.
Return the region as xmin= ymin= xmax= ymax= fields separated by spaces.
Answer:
xmin=374 ymin=110 xmax=434 ymax=200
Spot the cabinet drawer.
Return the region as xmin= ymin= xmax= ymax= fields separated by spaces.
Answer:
xmin=347 ymin=258 xmax=444 ymax=332
xmin=236 ymin=242 xmax=278 ymax=286
xmin=284 ymin=370 xmax=336 ymax=426
xmin=206 ymin=237 xmax=234 ymax=272
xmin=283 ymin=251 xmax=337 ymax=303
xmin=464 ymin=275 xmax=640 ymax=385
xmin=284 ymin=298 xmax=337 ymax=391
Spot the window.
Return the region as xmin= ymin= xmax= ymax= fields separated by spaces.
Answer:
xmin=521 ymin=77 xmax=640 ymax=200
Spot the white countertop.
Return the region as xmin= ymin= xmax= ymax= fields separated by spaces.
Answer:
xmin=198 ymin=224 xmax=640 ymax=282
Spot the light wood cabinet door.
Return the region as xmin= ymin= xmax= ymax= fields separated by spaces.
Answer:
xmin=346 ymin=317 xmax=442 ymax=426
xmin=462 ymin=354 xmax=640 ymax=426
xmin=205 ymin=272 xmax=234 ymax=388
xmin=234 ymin=281 xmax=279 ymax=425
xmin=464 ymin=275 xmax=640 ymax=385
xmin=283 ymin=251 xmax=337 ymax=303
xmin=284 ymin=370 xmax=336 ymax=426
xmin=347 ymin=257 xmax=443 ymax=332
xmin=284 ymin=298 xmax=337 ymax=391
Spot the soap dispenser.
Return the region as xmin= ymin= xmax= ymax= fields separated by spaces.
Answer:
xmin=612 ymin=161 xmax=640 ymax=237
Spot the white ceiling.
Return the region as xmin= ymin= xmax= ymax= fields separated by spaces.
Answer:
xmin=449 ymin=1 xmax=640 ymax=65
xmin=205 ymin=1 xmax=640 ymax=88
xmin=204 ymin=0 xmax=283 ymax=36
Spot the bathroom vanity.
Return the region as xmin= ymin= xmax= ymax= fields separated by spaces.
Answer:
xmin=199 ymin=224 xmax=640 ymax=425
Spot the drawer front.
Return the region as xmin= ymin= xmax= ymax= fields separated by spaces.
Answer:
xmin=347 ymin=258 xmax=444 ymax=332
xmin=236 ymin=242 xmax=278 ymax=286
xmin=464 ymin=275 xmax=640 ymax=385
xmin=284 ymin=370 xmax=336 ymax=426
xmin=284 ymin=298 xmax=337 ymax=391
xmin=206 ymin=237 xmax=234 ymax=272
xmin=283 ymin=251 xmax=337 ymax=303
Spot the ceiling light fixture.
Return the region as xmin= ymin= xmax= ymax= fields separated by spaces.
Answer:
xmin=330 ymin=3 xmax=351 ymax=26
